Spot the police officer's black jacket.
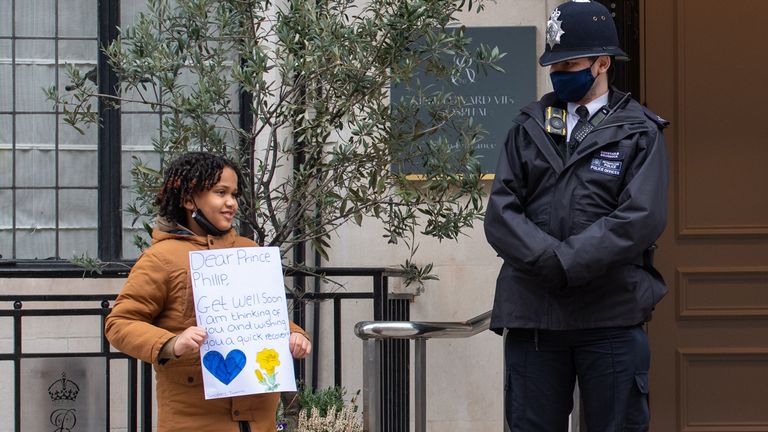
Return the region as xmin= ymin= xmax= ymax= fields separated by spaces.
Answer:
xmin=484 ymin=89 xmax=669 ymax=332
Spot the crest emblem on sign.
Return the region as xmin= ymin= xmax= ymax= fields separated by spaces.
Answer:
xmin=546 ymin=9 xmax=565 ymax=48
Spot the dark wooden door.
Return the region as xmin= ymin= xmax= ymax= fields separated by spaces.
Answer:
xmin=644 ymin=0 xmax=768 ymax=430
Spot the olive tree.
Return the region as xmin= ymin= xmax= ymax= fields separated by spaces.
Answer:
xmin=49 ymin=0 xmax=502 ymax=287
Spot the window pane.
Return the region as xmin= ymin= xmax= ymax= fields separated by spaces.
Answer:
xmin=0 ymin=39 xmax=11 ymax=112
xmin=59 ymin=188 xmax=97 ymax=259
xmin=14 ymin=40 xmax=56 ymax=112
xmin=58 ymin=40 xmax=98 ymax=142
xmin=59 ymin=148 xmax=97 ymax=187
xmin=121 ymin=148 xmax=160 ymax=191
xmin=59 ymin=228 xmax=97 ymax=259
xmin=58 ymin=0 xmax=97 ymax=38
xmin=121 ymin=187 xmax=150 ymax=260
xmin=0 ymin=189 xmax=11 ymax=229
xmin=0 ymin=188 xmax=11 ymax=259
xmin=14 ymin=150 xmax=56 ymax=188
xmin=15 ymin=115 xmax=56 ymax=187
xmin=14 ymin=188 xmax=56 ymax=259
xmin=121 ymin=113 xmax=160 ymax=150
xmin=58 ymin=39 xmax=97 ymax=64
xmin=122 ymin=83 xmax=162 ymax=113
xmin=16 ymin=113 xmax=55 ymax=145
xmin=15 ymin=62 xmax=56 ymax=111
xmin=59 ymin=188 xmax=96 ymax=228
xmin=15 ymin=229 xmax=56 ymax=259
xmin=0 ymin=114 xmax=10 ymax=144
xmin=122 ymin=227 xmax=144 ymax=260
xmin=15 ymin=188 xmax=55 ymax=229
xmin=0 ymin=1 xmax=11 ymax=37
xmin=0 ymin=115 xmax=10 ymax=187
xmin=15 ymin=38 xmax=54 ymax=59
xmin=58 ymin=39 xmax=98 ymax=83
xmin=0 ymin=231 xmax=10 ymax=259
xmin=58 ymin=116 xmax=97 ymax=148
xmin=121 ymin=0 xmax=152 ymax=27
xmin=15 ymin=0 xmax=55 ymax=37
xmin=215 ymin=114 xmax=241 ymax=148
xmin=0 ymin=148 xmax=11 ymax=187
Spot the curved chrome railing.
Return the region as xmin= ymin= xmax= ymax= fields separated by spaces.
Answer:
xmin=354 ymin=310 xmax=492 ymax=432
xmin=354 ymin=310 xmax=491 ymax=340
xmin=355 ymin=309 xmax=591 ymax=432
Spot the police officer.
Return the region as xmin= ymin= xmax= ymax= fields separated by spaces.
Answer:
xmin=484 ymin=1 xmax=669 ymax=431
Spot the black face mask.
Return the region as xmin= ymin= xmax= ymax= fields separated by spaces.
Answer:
xmin=191 ymin=208 xmax=231 ymax=237
xmin=549 ymin=58 xmax=599 ymax=103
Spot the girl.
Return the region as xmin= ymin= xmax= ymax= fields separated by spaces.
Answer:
xmin=106 ymin=152 xmax=311 ymax=432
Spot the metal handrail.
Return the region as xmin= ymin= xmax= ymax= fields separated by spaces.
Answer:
xmin=354 ymin=310 xmax=492 ymax=432
xmin=354 ymin=310 xmax=491 ymax=340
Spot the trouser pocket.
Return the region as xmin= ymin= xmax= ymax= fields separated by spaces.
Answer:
xmin=624 ymin=371 xmax=650 ymax=431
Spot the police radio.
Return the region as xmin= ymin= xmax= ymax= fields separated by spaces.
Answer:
xmin=569 ymin=92 xmax=632 ymax=147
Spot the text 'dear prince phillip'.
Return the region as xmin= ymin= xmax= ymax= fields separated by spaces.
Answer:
xmin=189 ymin=246 xmax=296 ymax=399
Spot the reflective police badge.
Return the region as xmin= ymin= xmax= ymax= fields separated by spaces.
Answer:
xmin=589 ymin=150 xmax=625 ymax=177
xmin=547 ymin=9 xmax=565 ymax=48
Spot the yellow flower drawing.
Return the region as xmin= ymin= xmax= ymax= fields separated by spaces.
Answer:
xmin=256 ymin=348 xmax=281 ymax=375
xmin=255 ymin=348 xmax=281 ymax=391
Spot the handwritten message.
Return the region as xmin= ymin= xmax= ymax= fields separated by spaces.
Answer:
xmin=189 ymin=246 xmax=296 ymax=399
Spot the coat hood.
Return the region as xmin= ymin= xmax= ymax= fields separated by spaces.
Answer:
xmin=150 ymin=217 xmax=238 ymax=247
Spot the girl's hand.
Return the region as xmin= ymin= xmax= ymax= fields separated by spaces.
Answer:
xmin=173 ymin=326 xmax=207 ymax=357
xmin=289 ymin=333 xmax=312 ymax=359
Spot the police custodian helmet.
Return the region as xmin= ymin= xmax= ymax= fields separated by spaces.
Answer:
xmin=539 ymin=0 xmax=628 ymax=66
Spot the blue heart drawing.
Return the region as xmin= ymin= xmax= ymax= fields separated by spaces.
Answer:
xmin=203 ymin=349 xmax=246 ymax=385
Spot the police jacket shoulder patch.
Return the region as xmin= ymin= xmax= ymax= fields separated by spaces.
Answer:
xmin=642 ymin=105 xmax=670 ymax=129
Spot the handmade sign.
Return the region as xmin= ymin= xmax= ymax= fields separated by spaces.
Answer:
xmin=189 ymin=246 xmax=296 ymax=399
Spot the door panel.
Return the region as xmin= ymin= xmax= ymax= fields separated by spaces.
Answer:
xmin=673 ymin=0 xmax=768 ymax=235
xmin=644 ymin=0 xmax=768 ymax=430
xmin=678 ymin=349 xmax=768 ymax=429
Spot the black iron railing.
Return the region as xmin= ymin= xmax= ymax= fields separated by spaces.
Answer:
xmin=0 ymin=264 xmax=411 ymax=432
xmin=0 ymin=294 xmax=149 ymax=432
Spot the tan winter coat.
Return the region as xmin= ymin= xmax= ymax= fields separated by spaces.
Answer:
xmin=105 ymin=220 xmax=307 ymax=432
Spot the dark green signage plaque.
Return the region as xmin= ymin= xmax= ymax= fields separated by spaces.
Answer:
xmin=391 ymin=26 xmax=536 ymax=177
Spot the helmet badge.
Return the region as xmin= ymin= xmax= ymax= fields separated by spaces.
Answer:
xmin=546 ymin=9 xmax=565 ymax=49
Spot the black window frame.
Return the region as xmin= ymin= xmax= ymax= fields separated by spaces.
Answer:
xmin=0 ymin=0 xmax=253 ymax=274
xmin=0 ymin=0 xmax=106 ymax=267
xmin=97 ymin=0 xmax=122 ymax=262
xmin=0 ymin=0 xmax=123 ymax=268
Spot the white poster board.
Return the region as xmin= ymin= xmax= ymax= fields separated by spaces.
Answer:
xmin=189 ymin=246 xmax=296 ymax=399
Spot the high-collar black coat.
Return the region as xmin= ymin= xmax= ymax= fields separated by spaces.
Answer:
xmin=484 ymin=89 xmax=669 ymax=332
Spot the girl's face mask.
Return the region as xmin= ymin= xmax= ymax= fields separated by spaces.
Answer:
xmin=549 ymin=60 xmax=597 ymax=103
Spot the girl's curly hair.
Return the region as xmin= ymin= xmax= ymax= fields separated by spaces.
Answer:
xmin=155 ymin=152 xmax=245 ymax=227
